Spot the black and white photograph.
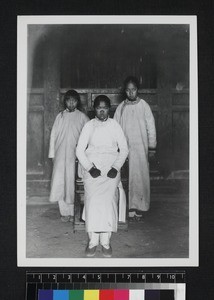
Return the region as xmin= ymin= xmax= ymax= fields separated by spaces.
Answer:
xmin=17 ymin=15 xmax=198 ymax=267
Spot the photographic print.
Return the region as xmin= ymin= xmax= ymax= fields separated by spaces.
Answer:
xmin=17 ymin=15 xmax=198 ymax=266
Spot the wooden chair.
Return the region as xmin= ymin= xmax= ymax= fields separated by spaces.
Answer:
xmin=73 ymin=159 xmax=129 ymax=232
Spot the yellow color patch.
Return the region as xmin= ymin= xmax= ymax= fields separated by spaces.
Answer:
xmin=84 ymin=290 xmax=99 ymax=300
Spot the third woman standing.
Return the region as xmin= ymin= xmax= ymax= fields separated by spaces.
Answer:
xmin=114 ymin=76 xmax=157 ymax=221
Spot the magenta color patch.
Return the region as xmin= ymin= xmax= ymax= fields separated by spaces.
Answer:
xmin=114 ymin=289 xmax=129 ymax=300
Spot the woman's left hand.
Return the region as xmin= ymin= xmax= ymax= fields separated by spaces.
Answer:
xmin=107 ymin=167 xmax=118 ymax=178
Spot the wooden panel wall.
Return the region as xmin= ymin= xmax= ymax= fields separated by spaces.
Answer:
xmin=27 ymin=89 xmax=45 ymax=176
xmin=172 ymin=91 xmax=189 ymax=171
xmin=27 ymin=87 xmax=189 ymax=196
xmin=26 ymin=24 xmax=189 ymax=196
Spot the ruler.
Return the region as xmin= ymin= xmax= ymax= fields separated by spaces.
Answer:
xmin=26 ymin=270 xmax=185 ymax=300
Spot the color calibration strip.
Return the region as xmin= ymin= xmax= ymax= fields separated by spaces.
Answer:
xmin=26 ymin=272 xmax=185 ymax=300
xmin=38 ymin=289 xmax=175 ymax=300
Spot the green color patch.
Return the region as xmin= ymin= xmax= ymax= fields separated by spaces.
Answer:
xmin=69 ymin=290 xmax=84 ymax=300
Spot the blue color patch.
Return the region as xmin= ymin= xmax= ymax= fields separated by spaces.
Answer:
xmin=53 ymin=290 xmax=69 ymax=300
xmin=38 ymin=289 xmax=53 ymax=300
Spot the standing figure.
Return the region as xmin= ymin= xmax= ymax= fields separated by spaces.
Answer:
xmin=114 ymin=76 xmax=157 ymax=221
xmin=48 ymin=90 xmax=89 ymax=222
xmin=76 ymin=95 xmax=128 ymax=257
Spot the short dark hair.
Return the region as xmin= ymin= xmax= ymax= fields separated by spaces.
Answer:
xmin=123 ymin=76 xmax=140 ymax=90
xmin=93 ymin=95 xmax=111 ymax=109
xmin=63 ymin=90 xmax=81 ymax=109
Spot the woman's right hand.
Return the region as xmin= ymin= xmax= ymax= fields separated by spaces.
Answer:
xmin=89 ymin=167 xmax=101 ymax=178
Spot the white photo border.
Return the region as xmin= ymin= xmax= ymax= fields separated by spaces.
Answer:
xmin=17 ymin=15 xmax=198 ymax=267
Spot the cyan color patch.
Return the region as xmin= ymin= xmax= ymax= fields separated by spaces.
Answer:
xmin=53 ymin=290 xmax=69 ymax=300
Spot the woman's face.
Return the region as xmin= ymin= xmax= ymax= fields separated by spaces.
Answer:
xmin=65 ymin=97 xmax=78 ymax=112
xmin=95 ymin=100 xmax=109 ymax=121
xmin=125 ymin=82 xmax=138 ymax=101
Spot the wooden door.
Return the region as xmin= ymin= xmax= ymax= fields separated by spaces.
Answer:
xmin=26 ymin=25 xmax=189 ymax=197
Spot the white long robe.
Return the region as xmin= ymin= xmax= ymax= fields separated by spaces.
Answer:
xmin=76 ymin=118 xmax=128 ymax=232
xmin=48 ymin=109 xmax=89 ymax=208
xmin=114 ymin=97 xmax=156 ymax=211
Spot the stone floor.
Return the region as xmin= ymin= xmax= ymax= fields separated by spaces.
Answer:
xmin=26 ymin=193 xmax=189 ymax=259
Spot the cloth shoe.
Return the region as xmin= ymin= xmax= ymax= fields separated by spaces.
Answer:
xmin=85 ymin=245 xmax=97 ymax=257
xmin=60 ymin=216 xmax=70 ymax=222
xmin=128 ymin=211 xmax=143 ymax=222
xmin=102 ymin=245 xmax=112 ymax=258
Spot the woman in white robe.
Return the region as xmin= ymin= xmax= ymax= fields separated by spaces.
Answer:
xmin=76 ymin=95 xmax=128 ymax=257
xmin=48 ymin=90 xmax=89 ymax=222
xmin=114 ymin=76 xmax=157 ymax=220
